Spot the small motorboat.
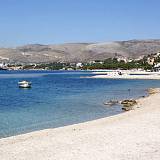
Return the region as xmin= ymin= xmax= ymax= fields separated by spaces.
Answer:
xmin=18 ymin=80 xmax=32 ymax=88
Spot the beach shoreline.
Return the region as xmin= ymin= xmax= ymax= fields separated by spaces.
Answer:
xmin=88 ymin=70 xmax=160 ymax=80
xmin=90 ymin=74 xmax=160 ymax=80
xmin=0 ymin=89 xmax=160 ymax=160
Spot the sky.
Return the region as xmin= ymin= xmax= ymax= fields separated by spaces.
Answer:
xmin=0 ymin=0 xmax=160 ymax=46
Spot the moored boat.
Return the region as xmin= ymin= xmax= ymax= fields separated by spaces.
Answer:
xmin=18 ymin=80 xmax=32 ymax=88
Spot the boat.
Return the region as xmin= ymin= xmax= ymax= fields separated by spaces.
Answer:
xmin=18 ymin=80 xmax=32 ymax=88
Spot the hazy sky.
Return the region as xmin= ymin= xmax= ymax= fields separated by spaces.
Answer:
xmin=0 ymin=0 xmax=160 ymax=46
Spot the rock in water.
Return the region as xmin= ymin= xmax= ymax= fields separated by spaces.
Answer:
xmin=104 ymin=100 xmax=119 ymax=106
xmin=121 ymin=99 xmax=137 ymax=111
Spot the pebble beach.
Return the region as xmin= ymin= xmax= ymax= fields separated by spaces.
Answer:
xmin=0 ymin=89 xmax=160 ymax=160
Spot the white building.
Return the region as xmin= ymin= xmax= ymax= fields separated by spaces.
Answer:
xmin=76 ymin=63 xmax=83 ymax=68
xmin=0 ymin=62 xmax=6 ymax=68
xmin=154 ymin=63 xmax=160 ymax=68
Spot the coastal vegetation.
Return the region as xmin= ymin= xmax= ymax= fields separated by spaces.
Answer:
xmin=0 ymin=58 xmax=154 ymax=70
xmin=1 ymin=52 xmax=160 ymax=71
xmin=82 ymin=52 xmax=160 ymax=70
xmin=23 ymin=63 xmax=65 ymax=70
xmin=82 ymin=58 xmax=152 ymax=70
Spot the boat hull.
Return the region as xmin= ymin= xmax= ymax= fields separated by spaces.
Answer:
xmin=18 ymin=81 xmax=32 ymax=88
xmin=19 ymin=85 xmax=31 ymax=88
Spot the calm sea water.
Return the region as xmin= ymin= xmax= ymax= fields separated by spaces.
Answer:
xmin=0 ymin=70 xmax=160 ymax=138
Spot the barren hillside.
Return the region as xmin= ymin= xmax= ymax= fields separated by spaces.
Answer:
xmin=0 ymin=40 xmax=160 ymax=63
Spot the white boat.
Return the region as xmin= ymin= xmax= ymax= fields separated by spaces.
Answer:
xmin=18 ymin=80 xmax=31 ymax=88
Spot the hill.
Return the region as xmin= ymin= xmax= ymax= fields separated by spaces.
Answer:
xmin=1 ymin=39 xmax=160 ymax=63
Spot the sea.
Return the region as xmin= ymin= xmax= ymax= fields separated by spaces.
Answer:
xmin=0 ymin=70 xmax=160 ymax=138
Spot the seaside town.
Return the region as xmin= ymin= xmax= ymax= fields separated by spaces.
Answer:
xmin=1 ymin=51 xmax=160 ymax=71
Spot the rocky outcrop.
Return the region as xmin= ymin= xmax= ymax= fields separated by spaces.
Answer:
xmin=104 ymin=100 xmax=119 ymax=106
xmin=121 ymin=99 xmax=137 ymax=111
xmin=147 ymin=88 xmax=160 ymax=95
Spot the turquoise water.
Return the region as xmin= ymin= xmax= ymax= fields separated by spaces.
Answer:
xmin=0 ymin=70 xmax=160 ymax=138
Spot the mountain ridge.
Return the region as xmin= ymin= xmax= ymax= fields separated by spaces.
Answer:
xmin=0 ymin=39 xmax=160 ymax=63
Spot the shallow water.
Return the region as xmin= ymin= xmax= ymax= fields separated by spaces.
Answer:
xmin=0 ymin=70 xmax=160 ymax=138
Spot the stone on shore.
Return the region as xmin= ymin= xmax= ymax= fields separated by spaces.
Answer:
xmin=147 ymin=88 xmax=160 ymax=95
xmin=121 ymin=99 xmax=137 ymax=111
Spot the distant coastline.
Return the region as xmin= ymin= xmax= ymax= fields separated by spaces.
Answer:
xmin=1 ymin=40 xmax=160 ymax=72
